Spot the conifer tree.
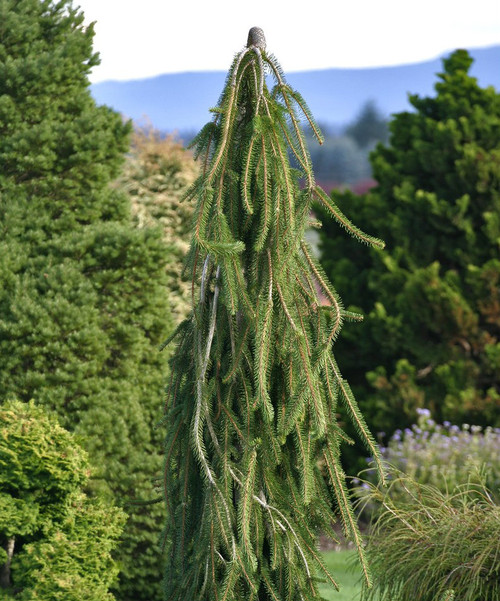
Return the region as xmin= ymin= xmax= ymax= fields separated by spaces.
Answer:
xmin=0 ymin=2 xmax=172 ymax=598
xmin=162 ymin=28 xmax=385 ymax=601
xmin=317 ymin=50 xmax=500 ymax=438
xmin=117 ymin=128 xmax=198 ymax=323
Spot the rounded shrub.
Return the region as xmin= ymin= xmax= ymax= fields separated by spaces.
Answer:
xmin=0 ymin=399 xmax=126 ymax=600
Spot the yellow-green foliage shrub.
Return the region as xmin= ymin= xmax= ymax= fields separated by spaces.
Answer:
xmin=0 ymin=400 xmax=125 ymax=600
xmin=118 ymin=128 xmax=198 ymax=322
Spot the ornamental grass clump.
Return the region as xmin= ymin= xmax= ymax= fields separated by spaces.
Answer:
xmin=161 ymin=27 xmax=385 ymax=601
xmin=360 ymin=474 xmax=500 ymax=601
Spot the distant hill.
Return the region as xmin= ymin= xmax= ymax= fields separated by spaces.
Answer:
xmin=91 ymin=45 xmax=500 ymax=135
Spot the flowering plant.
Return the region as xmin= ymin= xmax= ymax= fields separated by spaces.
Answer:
xmin=354 ymin=409 xmax=500 ymax=512
xmin=383 ymin=408 xmax=499 ymax=494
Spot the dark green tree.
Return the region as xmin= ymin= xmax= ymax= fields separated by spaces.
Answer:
xmin=0 ymin=1 xmax=173 ymax=598
xmin=344 ymin=100 xmax=389 ymax=149
xmin=317 ymin=50 xmax=500 ymax=441
xmin=162 ymin=27 xmax=385 ymax=601
xmin=0 ymin=400 xmax=126 ymax=600
xmin=306 ymin=102 xmax=387 ymax=188
xmin=308 ymin=135 xmax=371 ymax=185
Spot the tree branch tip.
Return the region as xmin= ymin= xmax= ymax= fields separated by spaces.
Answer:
xmin=247 ymin=27 xmax=266 ymax=50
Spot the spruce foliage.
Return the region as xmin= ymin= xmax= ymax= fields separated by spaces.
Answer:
xmin=162 ymin=28 xmax=384 ymax=601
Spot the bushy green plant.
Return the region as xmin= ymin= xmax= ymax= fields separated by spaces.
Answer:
xmin=360 ymin=474 xmax=500 ymax=601
xmin=0 ymin=2 xmax=174 ymax=598
xmin=116 ymin=127 xmax=198 ymax=323
xmin=0 ymin=400 xmax=125 ymax=599
xmin=316 ymin=50 xmax=500 ymax=448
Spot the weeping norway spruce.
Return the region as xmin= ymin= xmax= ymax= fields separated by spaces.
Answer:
xmin=161 ymin=27 xmax=385 ymax=601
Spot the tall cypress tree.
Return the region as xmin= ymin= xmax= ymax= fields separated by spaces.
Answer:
xmin=162 ymin=28 xmax=385 ymax=601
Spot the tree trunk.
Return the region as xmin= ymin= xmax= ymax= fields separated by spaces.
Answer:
xmin=0 ymin=537 xmax=15 ymax=589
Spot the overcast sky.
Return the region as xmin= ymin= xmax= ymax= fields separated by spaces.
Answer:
xmin=76 ymin=0 xmax=500 ymax=82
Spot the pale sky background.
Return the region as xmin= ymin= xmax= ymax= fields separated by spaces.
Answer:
xmin=77 ymin=0 xmax=500 ymax=83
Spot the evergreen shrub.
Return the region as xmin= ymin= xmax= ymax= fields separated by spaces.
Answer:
xmin=0 ymin=399 xmax=125 ymax=600
xmin=117 ymin=127 xmax=198 ymax=323
xmin=316 ymin=49 xmax=500 ymax=446
xmin=0 ymin=2 xmax=174 ymax=598
xmin=161 ymin=27 xmax=385 ymax=601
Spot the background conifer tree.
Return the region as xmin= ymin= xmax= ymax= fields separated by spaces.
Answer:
xmin=117 ymin=128 xmax=198 ymax=323
xmin=0 ymin=2 xmax=173 ymax=598
xmin=162 ymin=28 xmax=385 ymax=601
xmin=317 ymin=50 xmax=500 ymax=444
xmin=344 ymin=101 xmax=389 ymax=150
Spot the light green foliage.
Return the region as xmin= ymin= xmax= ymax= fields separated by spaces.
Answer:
xmin=0 ymin=2 xmax=174 ymax=598
xmin=317 ymin=50 xmax=500 ymax=446
xmin=360 ymin=475 xmax=500 ymax=601
xmin=0 ymin=400 xmax=125 ymax=599
xmin=162 ymin=29 xmax=384 ymax=600
xmin=117 ymin=128 xmax=198 ymax=322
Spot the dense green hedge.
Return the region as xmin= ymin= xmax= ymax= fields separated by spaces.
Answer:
xmin=0 ymin=2 xmax=174 ymax=598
